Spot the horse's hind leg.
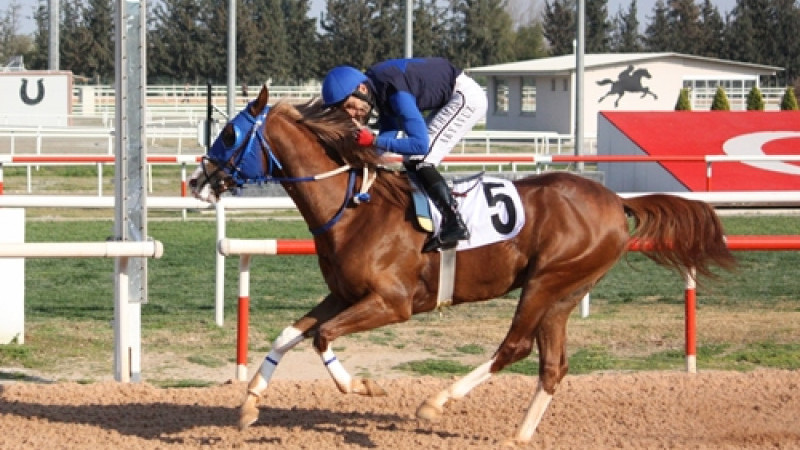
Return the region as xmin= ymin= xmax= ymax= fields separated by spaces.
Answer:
xmin=416 ymin=276 xmax=563 ymax=422
xmin=239 ymin=325 xmax=306 ymax=430
xmin=511 ymin=291 xmax=579 ymax=445
xmin=416 ymin=359 xmax=495 ymax=420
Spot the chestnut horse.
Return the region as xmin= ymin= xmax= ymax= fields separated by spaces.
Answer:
xmin=190 ymin=86 xmax=735 ymax=445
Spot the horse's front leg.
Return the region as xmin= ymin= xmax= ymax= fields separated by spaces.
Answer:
xmin=240 ymin=293 xmax=358 ymax=429
xmin=318 ymin=345 xmax=387 ymax=397
xmin=239 ymin=323 xmax=308 ymax=429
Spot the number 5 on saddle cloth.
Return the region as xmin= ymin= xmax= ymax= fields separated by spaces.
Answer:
xmin=409 ymin=172 xmax=525 ymax=252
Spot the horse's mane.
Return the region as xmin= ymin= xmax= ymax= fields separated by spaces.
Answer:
xmin=269 ymin=99 xmax=411 ymax=207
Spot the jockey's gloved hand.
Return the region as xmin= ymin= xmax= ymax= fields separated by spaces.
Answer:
xmin=355 ymin=127 xmax=375 ymax=147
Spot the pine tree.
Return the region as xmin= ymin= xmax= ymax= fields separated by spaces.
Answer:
xmin=58 ymin=0 xmax=92 ymax=78
xmin=150 ymin=0 xmax=216 ymax=83
xmin=282 ymin=0 xmax=321 ymax=83
xmin=411 ymin=0 xmax=451 ymax=60
xmin=745 ymin=86 xmax=765 ymax=110
xmin=543 ymin=0 xmax=575 ymax=56
xmin=585 ymin=0 xmax=611 ymax=53
xmin=368 ymin=0 xmax=406 ymax=63
xmin=83 ymin=0 xmax=114 ymax=83
xmin=725 ymin=0 xmax=770 ymax=66
xmin=451 ymin=0 xmax=515 ymax=68
xmin=780 ymin=87 xmax=799 ymax=110
xmin=698 ymin=0 xmax=725 ymax=58
xmin=675 ymin=88 xmax=691 ymax=110
xmin=643 ymin=0 xmax=669 ymax=51
xmin=319 ymin=0 xmax=374 ymax=71
xmin=667 ymin=0 xmax=703 ymax=55
xmin=25 ymin=2 xmax=49 ymax=69
xmin=611 ymin=0 xmax=642 ymax=52
xmin=513 ymin=21 xmax=548 ymax=60
xmin=710 ymin=86 xmax=730 ymax=110
xmin=771 ymin=0 xmax=800 ymax=86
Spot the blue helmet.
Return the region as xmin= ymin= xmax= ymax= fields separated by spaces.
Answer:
xmin=322 ymin=66 xmax=367 ymax=107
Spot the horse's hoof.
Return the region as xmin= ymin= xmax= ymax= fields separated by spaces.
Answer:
xmin=352 ymin=378 xmax=387 ymax=396
xmin=415 ymin=399 xmax=443 ymax=421
xmin=238 ymin=395 xmax=260 ymax=430
xmin=500 ymin=438 xmax=521 ymax=448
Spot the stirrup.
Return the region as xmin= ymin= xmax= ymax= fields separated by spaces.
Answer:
xmin=422 ymin=235 xmax=460 ymax=253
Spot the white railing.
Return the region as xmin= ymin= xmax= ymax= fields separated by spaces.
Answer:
xmin=1 ymin=192 xmax=797 ymax=330
xmin=0 ymin=125 xmax=570 ymax=159
xmin=0 ymin=125 xmax=205 ymax=155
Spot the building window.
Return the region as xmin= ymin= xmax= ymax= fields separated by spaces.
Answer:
xmin=562 ymin=78 xmax=568 ymax=91
xmin=682 ymin=76 xmax=760 ymax=110
xmin=494 ymin=79 xmax=509 ymax=114
xmin=521 ymin=77 xmax=536 ymax=114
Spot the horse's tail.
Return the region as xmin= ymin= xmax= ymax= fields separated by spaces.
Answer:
xmin=622 ymin=194 xmax=736 ymax=281
xmin=596 ymin=79 xmax=613 ymax=86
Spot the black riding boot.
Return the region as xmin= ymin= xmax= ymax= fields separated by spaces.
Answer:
xmin=415 ymin=165 xmax=470 ymax=252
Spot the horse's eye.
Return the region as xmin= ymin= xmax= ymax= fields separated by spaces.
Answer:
xmin=222 ymin=124 xmax=237 ymax=148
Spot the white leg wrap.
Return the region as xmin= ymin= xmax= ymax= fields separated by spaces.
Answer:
xmin=321 ymin=347 xmax=352 ymax=392
xmin=432 ymin=359 xmax=494 ymax=408
xmin=515 ymin=380 xmax=553 ymax=443
xmin=258 ymin=326 xmax=304 ymax=384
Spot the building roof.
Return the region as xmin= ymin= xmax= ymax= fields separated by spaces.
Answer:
xmin=465 ymin=52 xmax=782 ymax=77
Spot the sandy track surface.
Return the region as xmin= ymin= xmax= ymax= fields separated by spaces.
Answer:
xmin=1 ymin=369 xmax=799 ymax=449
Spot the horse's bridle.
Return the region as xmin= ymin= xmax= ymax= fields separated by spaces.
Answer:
xmin=201 ymin=102 xmax=377 ymax=235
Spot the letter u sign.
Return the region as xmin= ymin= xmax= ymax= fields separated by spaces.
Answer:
xmin=20 ymin=78 xmax=45 ymax=105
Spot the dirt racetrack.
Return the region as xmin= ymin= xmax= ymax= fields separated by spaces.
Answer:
xmin=1 ymin=369 xmax=799 ymax=449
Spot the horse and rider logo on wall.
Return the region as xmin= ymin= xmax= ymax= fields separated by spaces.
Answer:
xmin=597 ymin=65 xmax=658 ymax=108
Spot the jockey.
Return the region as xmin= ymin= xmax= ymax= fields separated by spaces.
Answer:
xmin=321 ymin=57 xmax=488 ymax=252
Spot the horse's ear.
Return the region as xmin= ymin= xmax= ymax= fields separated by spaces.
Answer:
xmin=248 ymin=85 xmax=270 ymax=115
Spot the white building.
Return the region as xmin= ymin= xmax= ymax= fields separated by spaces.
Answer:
xmin=465 ymin=53 xmax=782 ymax=137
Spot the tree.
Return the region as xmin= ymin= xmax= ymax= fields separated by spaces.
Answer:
xmin=82 ymin=0 xmax=114 ymax=83
xmin=450 ymin=0 xmax=515 ymax=68
xmin=26 ymin=1 xmax=48 ymax=70
xmin=542 ymin=0 xmax=575 ymax=56
xmin=611 ymin=0 xmax=642 ymax=52
xmin=58 ymin=0 xmax=93 ymax=78
xmin=710 ymin=86 xmax=730 ymax=110
xmin=246 ymin=0 xmax=292 ymax=84
xmin=585 ymin=0 xmax=611 ymax=53
xmin=643 ymin=0 xmax=669 ymax=51
xmin=780 ymin=86 xmax=799 ymax=110
xmin=745 ymin=85 xmax=764 ymax=110
xmin=412 ymin=0 xmax=452 ymax=59
xmin=368 ymin=0 xmax=406 ymax=63
xmin=150 ymin=0 xmax=217 ymax=83
xmin=698 ymin=0 xmax=725 ymax=58
xmin=725 ymin=0 xmax=770 ymax=66
xmin=0 ymin=0 xmax=34 ymax=65
xmin=281 ymin=0 xmax=321 ymax=83
xmin=666 ymin=0 xmax=703 ymax=55
xmin=770 ymin=0 xmax=800 ymax=86
xmin=675 ymin=88 xmax=691 ymax=110
xmin=319 ymin=0 xmax=375 ymax=71
xmin=235 ymin=0 xmax=265 ymax=86
xmin=513 ymin=20 xmax=548 ymax=60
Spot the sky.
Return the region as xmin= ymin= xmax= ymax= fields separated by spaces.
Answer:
xmin=11 ymin=0 xmax=739 ymax=36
